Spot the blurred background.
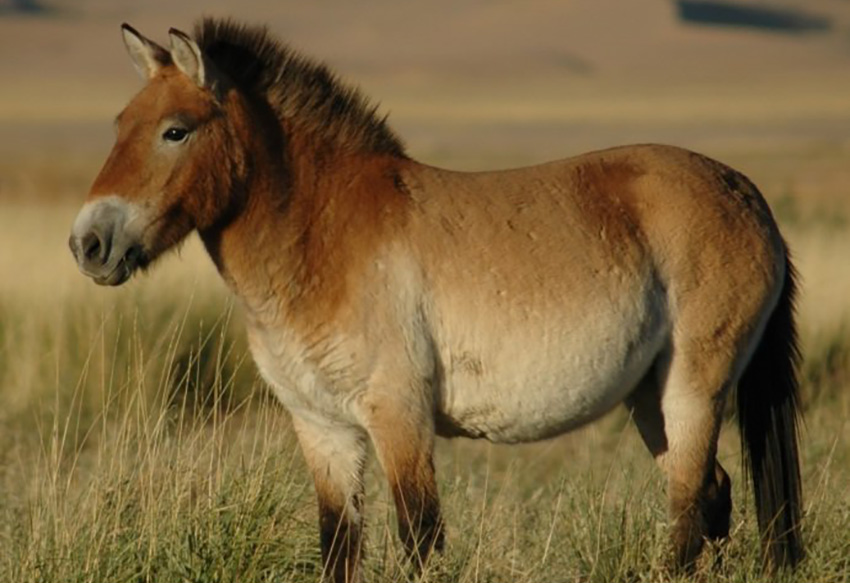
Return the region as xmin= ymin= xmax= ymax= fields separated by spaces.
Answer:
xmin=2 ymin=0 xmax=849 ymax=166
xmin=1 ymin=2 xmax=849 ymax=580
xmin=2 ymin=0 xmax=849 ymax=336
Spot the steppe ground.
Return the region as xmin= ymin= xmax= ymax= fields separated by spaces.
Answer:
xmin=1 ymin=1 xmax=849 ymax=581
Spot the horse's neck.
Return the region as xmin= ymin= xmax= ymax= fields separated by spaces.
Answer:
xmin=200 ymin=135 xmax=398 ymax=325
xmin=199 ymin=193 xmax=285 ymax=316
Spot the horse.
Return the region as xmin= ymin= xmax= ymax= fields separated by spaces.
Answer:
xmin=69 ymin=18 xmax=803 ymax=582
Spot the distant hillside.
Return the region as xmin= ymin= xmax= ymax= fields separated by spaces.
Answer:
xmin=1 ymin=0 xmax=849 ymax=164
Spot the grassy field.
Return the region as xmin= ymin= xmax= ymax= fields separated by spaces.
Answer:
xmin=1 ymin=150 xmax=850 ymax=583
xmin=3 ymin=2 xmax=850 ymax=582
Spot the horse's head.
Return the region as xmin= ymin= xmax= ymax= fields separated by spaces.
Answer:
xmin=70 ymin=25 xmax=245 ymax=286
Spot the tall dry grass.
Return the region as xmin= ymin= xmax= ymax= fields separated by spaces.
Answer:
xmin=0 ymin=152 xmax=849 ymax=582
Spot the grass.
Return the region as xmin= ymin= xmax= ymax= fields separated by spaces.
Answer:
xmin=1 ymin=161 xmax=849 ymax=582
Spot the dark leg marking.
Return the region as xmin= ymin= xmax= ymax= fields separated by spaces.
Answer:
xmin=318 ymin=501 xmax=362 ymax=583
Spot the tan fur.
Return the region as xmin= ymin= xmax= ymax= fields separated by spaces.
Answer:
xmin=69 ymin=20 xmax=804 ymax=582
xmin=292 ymin=416 xmax=366 ymax=582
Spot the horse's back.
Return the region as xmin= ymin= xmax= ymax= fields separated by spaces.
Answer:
xmin=403 ymin=143 xmax=785 ymax=315
xmin=396 ymin=144 xmax=785 ymax=442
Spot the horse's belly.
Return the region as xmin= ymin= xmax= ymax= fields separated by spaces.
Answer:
xmin=435 ymin=294 xmax=668 ymax=444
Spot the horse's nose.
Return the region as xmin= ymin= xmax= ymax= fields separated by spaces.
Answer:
xmin=81 ymin=229 xmax=108 ymax=264
xmin=70 ymin=226 xmax=112 ymax=270
xmin=70 ymin=198 xmax=143 ymax=286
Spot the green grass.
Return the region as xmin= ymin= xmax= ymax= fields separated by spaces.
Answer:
xmin=1 ymin=198 xmax=849 ymax=582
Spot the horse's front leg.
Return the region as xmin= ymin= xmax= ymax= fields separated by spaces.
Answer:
xmin=357 ymin=383 xmax=444 ymax=571
xmin=292 ymin=415 xmax=368 ymax=583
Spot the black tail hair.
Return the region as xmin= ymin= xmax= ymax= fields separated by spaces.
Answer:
xmin=737 ymin=252 xmax=804 ymax=569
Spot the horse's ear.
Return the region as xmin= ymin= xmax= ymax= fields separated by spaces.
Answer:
xmin=121 ymin=23 xmax=169 ymax=80
xmin=168 ymin=28 xmax=207 ymax=87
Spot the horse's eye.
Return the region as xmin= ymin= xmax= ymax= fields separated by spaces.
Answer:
xmin=162 ymin=127 xmax=189 ymax=142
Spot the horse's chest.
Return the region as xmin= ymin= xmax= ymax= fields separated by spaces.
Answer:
xmin=246 ymin=321 xmax=357 ymax=422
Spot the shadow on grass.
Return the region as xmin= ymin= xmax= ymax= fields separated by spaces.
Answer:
xmin=675 ymin=0 xmax=831 ymax=33
xmin=0 ymin=0 xmax=81 ymax=19
xmin=0 ymin=0 xmax=48 ymax=14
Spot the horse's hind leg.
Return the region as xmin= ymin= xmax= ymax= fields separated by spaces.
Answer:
xmin=626 ymin=348 xmax=734 ymax=569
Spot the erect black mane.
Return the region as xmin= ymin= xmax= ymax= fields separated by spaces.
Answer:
xmin=193 ymin=18 xmax=406 ymax=158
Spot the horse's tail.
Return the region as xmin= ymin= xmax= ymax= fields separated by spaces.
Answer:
xmin=736 ymin=250 xmax=804 ymax=569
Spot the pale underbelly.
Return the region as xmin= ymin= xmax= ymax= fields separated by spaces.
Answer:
xmin=433 ymin=299 xmax=669 ymax=444
xmin=435 ymin=356 xmax=656 ymax=443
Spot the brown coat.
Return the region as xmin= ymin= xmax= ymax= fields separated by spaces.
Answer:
xmin=70 ymin=19 xmax=803 ymax=582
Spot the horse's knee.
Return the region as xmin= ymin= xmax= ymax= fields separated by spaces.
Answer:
xmin=397 ymin=492 xmax=444 ymax=563
xmin=291 ymin=417 xmax=367 ymax=583
xmin=358 ymin=391 xmax=444 ymax=568
xmin=318 ymin=502 xmax=363 ymax=583
xmin=391 ymin=456 xmax=445 ymax=565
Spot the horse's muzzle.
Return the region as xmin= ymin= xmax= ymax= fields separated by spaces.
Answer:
xmin=69 ymin=197 xmax=144 ymax=286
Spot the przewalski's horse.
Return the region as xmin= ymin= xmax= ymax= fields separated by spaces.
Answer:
xmin=69 ymin=19 xmax=803 ymax=582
